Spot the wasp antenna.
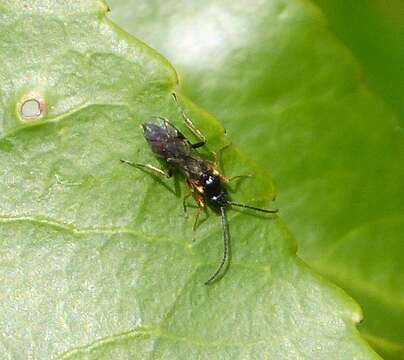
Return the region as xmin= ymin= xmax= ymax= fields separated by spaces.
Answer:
xmin=205 ymin=206 xmax=230 ymax=285
xmin=228 ymin=201 xmax=279 ymax=214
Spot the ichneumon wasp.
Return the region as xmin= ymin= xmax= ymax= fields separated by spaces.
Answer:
xmin=121 ymin=94 xmax=278 ymax=284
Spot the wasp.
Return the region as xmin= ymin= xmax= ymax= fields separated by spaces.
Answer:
xmin=121 ymin=94 xmax=278 ymax=285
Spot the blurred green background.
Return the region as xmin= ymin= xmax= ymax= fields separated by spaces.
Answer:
xmin=108 ymin=0 xmax=404 ymax=359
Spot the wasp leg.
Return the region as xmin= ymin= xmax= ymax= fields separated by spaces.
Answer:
xmin=193 ymin=206 xmax=204 ymax=231
xmin=190 ymin=141 xmax=205 ymax=149
xmin=172 ymin=93 xmax=206 ymax=148
xmin=210 ymin=143 xmax=230 ymax=164
xmin=192 ymin=193 xmax=207 ymax=231
xmin=225 ymin=174 xmax=253 ymax=182
xmin=222 ymin=174 xmax=253 ymax=194
xmin=182 ymin=192 xmax=192 ymax=213
xmin=120 ymin=159 xmax=172 ymax=178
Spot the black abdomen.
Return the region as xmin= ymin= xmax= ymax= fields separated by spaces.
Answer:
xmin=142 ymin=121 xmax=192 ymax=160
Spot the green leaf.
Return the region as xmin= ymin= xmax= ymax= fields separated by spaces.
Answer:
xmin=313 ymin=0 xmax=404 ymax=120
xmin=108 ymin=0 xmax=404 ymax=359
xmin=0 ymin=1 xmax=382 ymax=359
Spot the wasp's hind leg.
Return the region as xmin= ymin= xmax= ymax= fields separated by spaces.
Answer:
xmin=172 ymin=93 xmax=206 ymax=149
xmin=182 ymin=179 xmax=208 ymax=231
xmin=120 ymin=159 xmax=172 ymax=178
xmin=193 ymin=206 xmax=205 ymax=231
xmin=191 ymin=192 xmax=208 ymax=231
xmin=182 ymin=192 xmax=193 ymax=213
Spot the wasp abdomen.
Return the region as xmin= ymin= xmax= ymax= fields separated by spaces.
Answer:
xmin=142 ymin=121 xmax=191 ymax=160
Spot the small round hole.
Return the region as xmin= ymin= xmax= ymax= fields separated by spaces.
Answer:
xmin=21 ymin=99 xmax=41 ymax=117
xmin=20 ymin=96 xmax=47 ymax=121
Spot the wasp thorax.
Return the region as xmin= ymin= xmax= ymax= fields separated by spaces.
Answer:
xmin=202 ymin=173 xmax=221 ymax=193
xmin=206 ymin=174 xmax=219 ymax=188
xmin=201 ymin=172 xmax=228 ymax=209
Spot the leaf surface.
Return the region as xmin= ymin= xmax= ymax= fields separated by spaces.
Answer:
xmin=0 ymin=1 xmax=382 ymax=359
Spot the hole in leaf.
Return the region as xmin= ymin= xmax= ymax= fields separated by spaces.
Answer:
xmin=20 ymin=96 xmax=46 ymax=121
